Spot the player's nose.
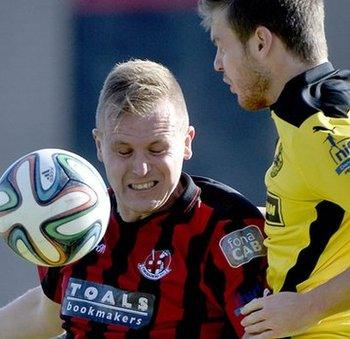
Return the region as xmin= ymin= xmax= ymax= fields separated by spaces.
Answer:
xmin=132 ymin=154 xmax=150 ymax=176
xmin=214 ymin=49 xmax=223 ymax=72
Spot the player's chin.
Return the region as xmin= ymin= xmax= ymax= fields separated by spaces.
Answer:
xmin=229 ymin=84 xmax=237 ymax=94
xmin=130 ymin=204 xmax=160 ymax=219
xmin=238 ymin=97 xmax=265 ymax=111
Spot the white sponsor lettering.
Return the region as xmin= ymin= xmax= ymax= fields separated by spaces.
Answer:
xmin=122 ymin=294 xmax=132 ymax=309
xmin=101 ymin=290 xmax=115 ymax=305
xmin=219 ymin=225 xmax=266 ymax=267
xmin=62 ymin=278 xmax=154 ymax=329
xmin=64 ymin=300 xmax=144 ymax=326
xmin=138 ymin=297 xmax=148 ymax=311
xmin=85 ymin=287 xmax=98 ymax=300
xmin=70 ymin=282 xmax=82 ymax=296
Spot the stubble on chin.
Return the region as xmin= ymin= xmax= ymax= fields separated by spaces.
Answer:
xmin=240 ymin=72 xmax=271 ymax=111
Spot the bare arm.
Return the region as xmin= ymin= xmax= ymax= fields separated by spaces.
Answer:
xmin=308 ymin=267 xmax=350 ymax=316
xmin=0 ymin=285 xmax=64 ymax=339
xmin=240 ymin=268 xmax=350 ymax=338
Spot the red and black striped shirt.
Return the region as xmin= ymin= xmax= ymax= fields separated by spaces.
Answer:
xmin=38 ymin=173 xmax=267 ymax=338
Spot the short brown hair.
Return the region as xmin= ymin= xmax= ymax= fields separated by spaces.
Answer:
xmin=198 ymin=0 xmax=328 ymax=64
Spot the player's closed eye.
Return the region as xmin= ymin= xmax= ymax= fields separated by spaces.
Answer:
xmin=117 ymin=148 xmax=133 ymax=156
xmin=149 ymin=148 xmax=165 ymax=155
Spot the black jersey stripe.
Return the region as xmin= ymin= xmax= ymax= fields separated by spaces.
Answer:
xmin=103 ymin=218 xmax=141 ymax=285
xmin=204 ymin=252 xmax=225 ymax=306
xmin=72 ymin=246 xmax=107 ymax=338
xmin=125 ymin=214 xmax=178 ymax=338
xmin=40 ymin=267 xmax=61 ymax=300
xmin=85 ymin=213 xmax=142 ymax=338
xmin=102 ymin=197 xmax=141 ymax=285
xmin=280 ymin=201 xmax=344 ymax=292
xmin=69 ymin=195 xmax=118 ymax=338
xmin=175 ymin=210 xmax=218 ymax=338
xmin=64 ymin=242 xmax=102 ymax=337
xmin=203 ymin=253 xmax=239 ymax=339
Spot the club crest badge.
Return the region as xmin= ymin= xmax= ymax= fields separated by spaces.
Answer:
xmin=270 ymin=142 xmax=283 ymax=178
xmin=137 ymin=250 xmax=171 ymax=280
xmin=138 ymin=250 xmax=172 ymax=280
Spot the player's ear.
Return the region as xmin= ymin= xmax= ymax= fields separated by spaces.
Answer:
xmin=92 ymin=128 xmax=103 ymax=162
xmin=184 ymin=126 xmax=195 ymax=160
xmin=250 ymin=26 xmax=273 ymax=59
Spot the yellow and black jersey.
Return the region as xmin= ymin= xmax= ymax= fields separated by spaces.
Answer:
xmin=265 ymin=62 xmax=350 ymax=337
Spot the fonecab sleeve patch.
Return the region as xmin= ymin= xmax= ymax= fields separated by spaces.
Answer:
xmin=219 ymin=225 xmax=267 ymax=268
xmin=61 ymin=278 xmax=155 ymax=329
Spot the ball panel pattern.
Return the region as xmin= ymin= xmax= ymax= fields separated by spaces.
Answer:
xmin=0 ymin=149 xmax=110 ymax=267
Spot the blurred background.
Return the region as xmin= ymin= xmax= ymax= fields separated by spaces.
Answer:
xmin=0 ymin=0 xmax=349 ymax=307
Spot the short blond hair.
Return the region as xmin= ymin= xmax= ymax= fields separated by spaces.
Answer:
xmin=96 ymin=59 xmax=189 ymax=131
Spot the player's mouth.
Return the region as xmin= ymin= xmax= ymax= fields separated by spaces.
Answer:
xmin=223 ymin=76 xmax=235 ymax=93
xmin=128 ymin=181 xmax=158 ymax=191
xmin=223 ymin=75 xmax=231 ymax=85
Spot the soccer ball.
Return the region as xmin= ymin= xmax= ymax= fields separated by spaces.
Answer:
xmin=0 ymin=148 xmax=110 ymax=267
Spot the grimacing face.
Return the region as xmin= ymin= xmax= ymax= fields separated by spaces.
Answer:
xmin=93 ymin=99 xmax=195 ymax=222
xmin=210 ymin=9 xmax=271 ymax=111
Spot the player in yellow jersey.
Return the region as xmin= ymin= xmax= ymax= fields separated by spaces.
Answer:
xmin=198 ymin=0 xmax=350 ymax=338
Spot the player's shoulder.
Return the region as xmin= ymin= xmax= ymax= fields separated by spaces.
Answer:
xmin=272 ymin=63 xmax=350 ymax=128
xmin=194 ymin=176 xmax=267 ymax=272
xmin=191 ymin=175 xmax=263 ymax=219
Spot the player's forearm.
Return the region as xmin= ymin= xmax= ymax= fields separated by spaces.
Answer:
xmin=0 ymin=286 xmax=63 ymax=338
xmin=306 ymin=268 xmax=350 ymax=320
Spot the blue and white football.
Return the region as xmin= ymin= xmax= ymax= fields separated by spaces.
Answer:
xmin=0 ymin=149 xmax=110 ymax=266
